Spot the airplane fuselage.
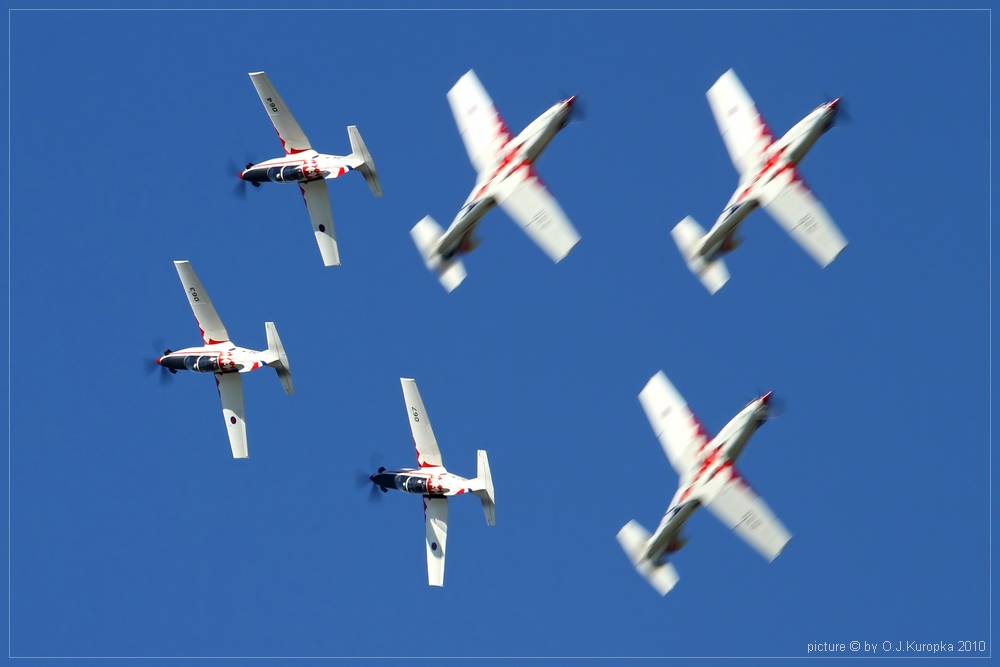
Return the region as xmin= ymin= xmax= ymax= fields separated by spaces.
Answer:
xmin=699 ymin=100 xmax=840 ymax=260
xmin=643 ymin=393 xmax=773 ymax=562
xmin=436 ymin=97 xmax=576 ymax=259
xmin=239 ymin=151 xmax=359 ymax=186
xmin=370 ymin=467 xmax=477 ymax=498
xmin=157 ymin=342 xmax=271 ymax=374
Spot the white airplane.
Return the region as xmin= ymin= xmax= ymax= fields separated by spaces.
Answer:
xmin=239 ymin=71 xmax=382 ymax=267
xmin=617 ymin=371 xmax=791 ymax=596
xmin=156 ymin=261 xmax=294 ymax=458
xmin=673 ymin=69 xmax=848 ymax=293
xmin=411 ymin=70 xmax=582 ymax=292
xmin=369 ymin=378 xmax=496 ymax=586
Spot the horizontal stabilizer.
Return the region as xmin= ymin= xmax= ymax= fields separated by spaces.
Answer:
xmin=617 ymin=520 xmax=680 ymax=596
xmin=411 ymin=216 xmax=467 ymax=292
xmin=265 ymin=322 xmax=294 ymax=395
xmin=348 ymin=125 xmax=383 ymax=197
xmin=474 ymin=449 xmax=496 ymax=526
xmin=671 ymin=216 xmax=730 ymax=294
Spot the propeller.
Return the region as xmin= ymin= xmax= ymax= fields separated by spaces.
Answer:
xmin=354 ymin=470 xmax=384 ymax=502
xmin=356 ymin=455 xmax=386 ymax=502
xmin=569 ymin=95 xmax=586 ymax=122
xmin=767 ymin=395 xmax=786 ymax=418
xmin=227 ymin=159 xmax=248 ymax=200
xmin=143 ymin=352 xmax=175 ymax=384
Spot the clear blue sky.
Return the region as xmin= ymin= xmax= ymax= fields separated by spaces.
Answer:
xmin=7 ymin=6 xmax=991 ymax=660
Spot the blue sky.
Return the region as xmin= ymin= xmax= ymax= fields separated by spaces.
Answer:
xmin=7 ymin=6 xmax=991 ymax=660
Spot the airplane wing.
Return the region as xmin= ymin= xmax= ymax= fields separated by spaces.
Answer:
xmin=424 ymin=496 xmax=448 ymax=587
xmin=701 ymin=469 xmax=791 ymax=561
xmin=173 ymin=261 xmax=229 ymax=345
xmin=248 ymin=71 xmax=312 ymax=155
xmin=447 ymin=70 xmax=513 ymax=175
xmin=706 ymin=69 xmax=774 ymax=177
xmin=493 ymin=169 xmax=581 ymax=262
xmin=216 ymin=373 xmax=248 ymax=459
xmin=298 ymin=181 xmax=340 ymax=267
xmin=638 ymin=371 xmax=711 ymax=477
xmin=758 ymin=168 xmax=848 ymax=267
xmin=400 ymin=378 xmax=443 ymax=468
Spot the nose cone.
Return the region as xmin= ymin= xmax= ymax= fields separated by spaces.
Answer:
xmin=561 ymin=94 xmax=585 ymax=125
xmin=760 ymin=391 xmax=772 ymax=405
xmin=370 ymin=472 xmax=395 ymax=490
xmin=828 ymin=97 xmax=841 ymax=117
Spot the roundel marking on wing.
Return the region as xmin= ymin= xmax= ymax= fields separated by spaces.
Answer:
xmin=230 ymin=416 xmax=237 ymax=424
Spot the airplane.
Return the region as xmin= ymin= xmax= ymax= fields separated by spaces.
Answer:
xmin=156 ymin=260 xmax=294 ymax=458
xmin=617 ymin=371 xmax=791 ymax=596
xmin=411 ymin=70 xmax=582 ymax=292
xmin=369 ymin=378 xmax=496 ymax=586
xmin=239 ymin=71 xmax=382 ymax=267
xmin=673 ymin=69 xmax=849 ymax=293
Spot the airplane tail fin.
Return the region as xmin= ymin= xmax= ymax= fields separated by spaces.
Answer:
xmin=347 ymin=125 xmax=382 ymax=197
xmin=616 ymin=520 xmax=680 ymax=596
xmin=472 ymin=450 xmax=496 ymax=526
xmin=411 ymin=215 xmax=467 ymax=293
xmin=264 ymin=322 xmax=295 ymax=395
xmin=671 ymin=216 xmax=730 ymax=294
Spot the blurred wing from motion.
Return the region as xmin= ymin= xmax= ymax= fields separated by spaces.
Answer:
xmin=706 ymin=69 xmax=774 ymax=177
xmin=758 ymin=168 xmax=847 ymax=267
xmin=701 ymin=471 xmax=791 ymax=561
xmin=447 ymin=70 xmax=512 ymax=174
xmin=638 ymin=371 xmax=711 ymax=477
xmin=494 ymin=170 xmax=581 ymax=262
